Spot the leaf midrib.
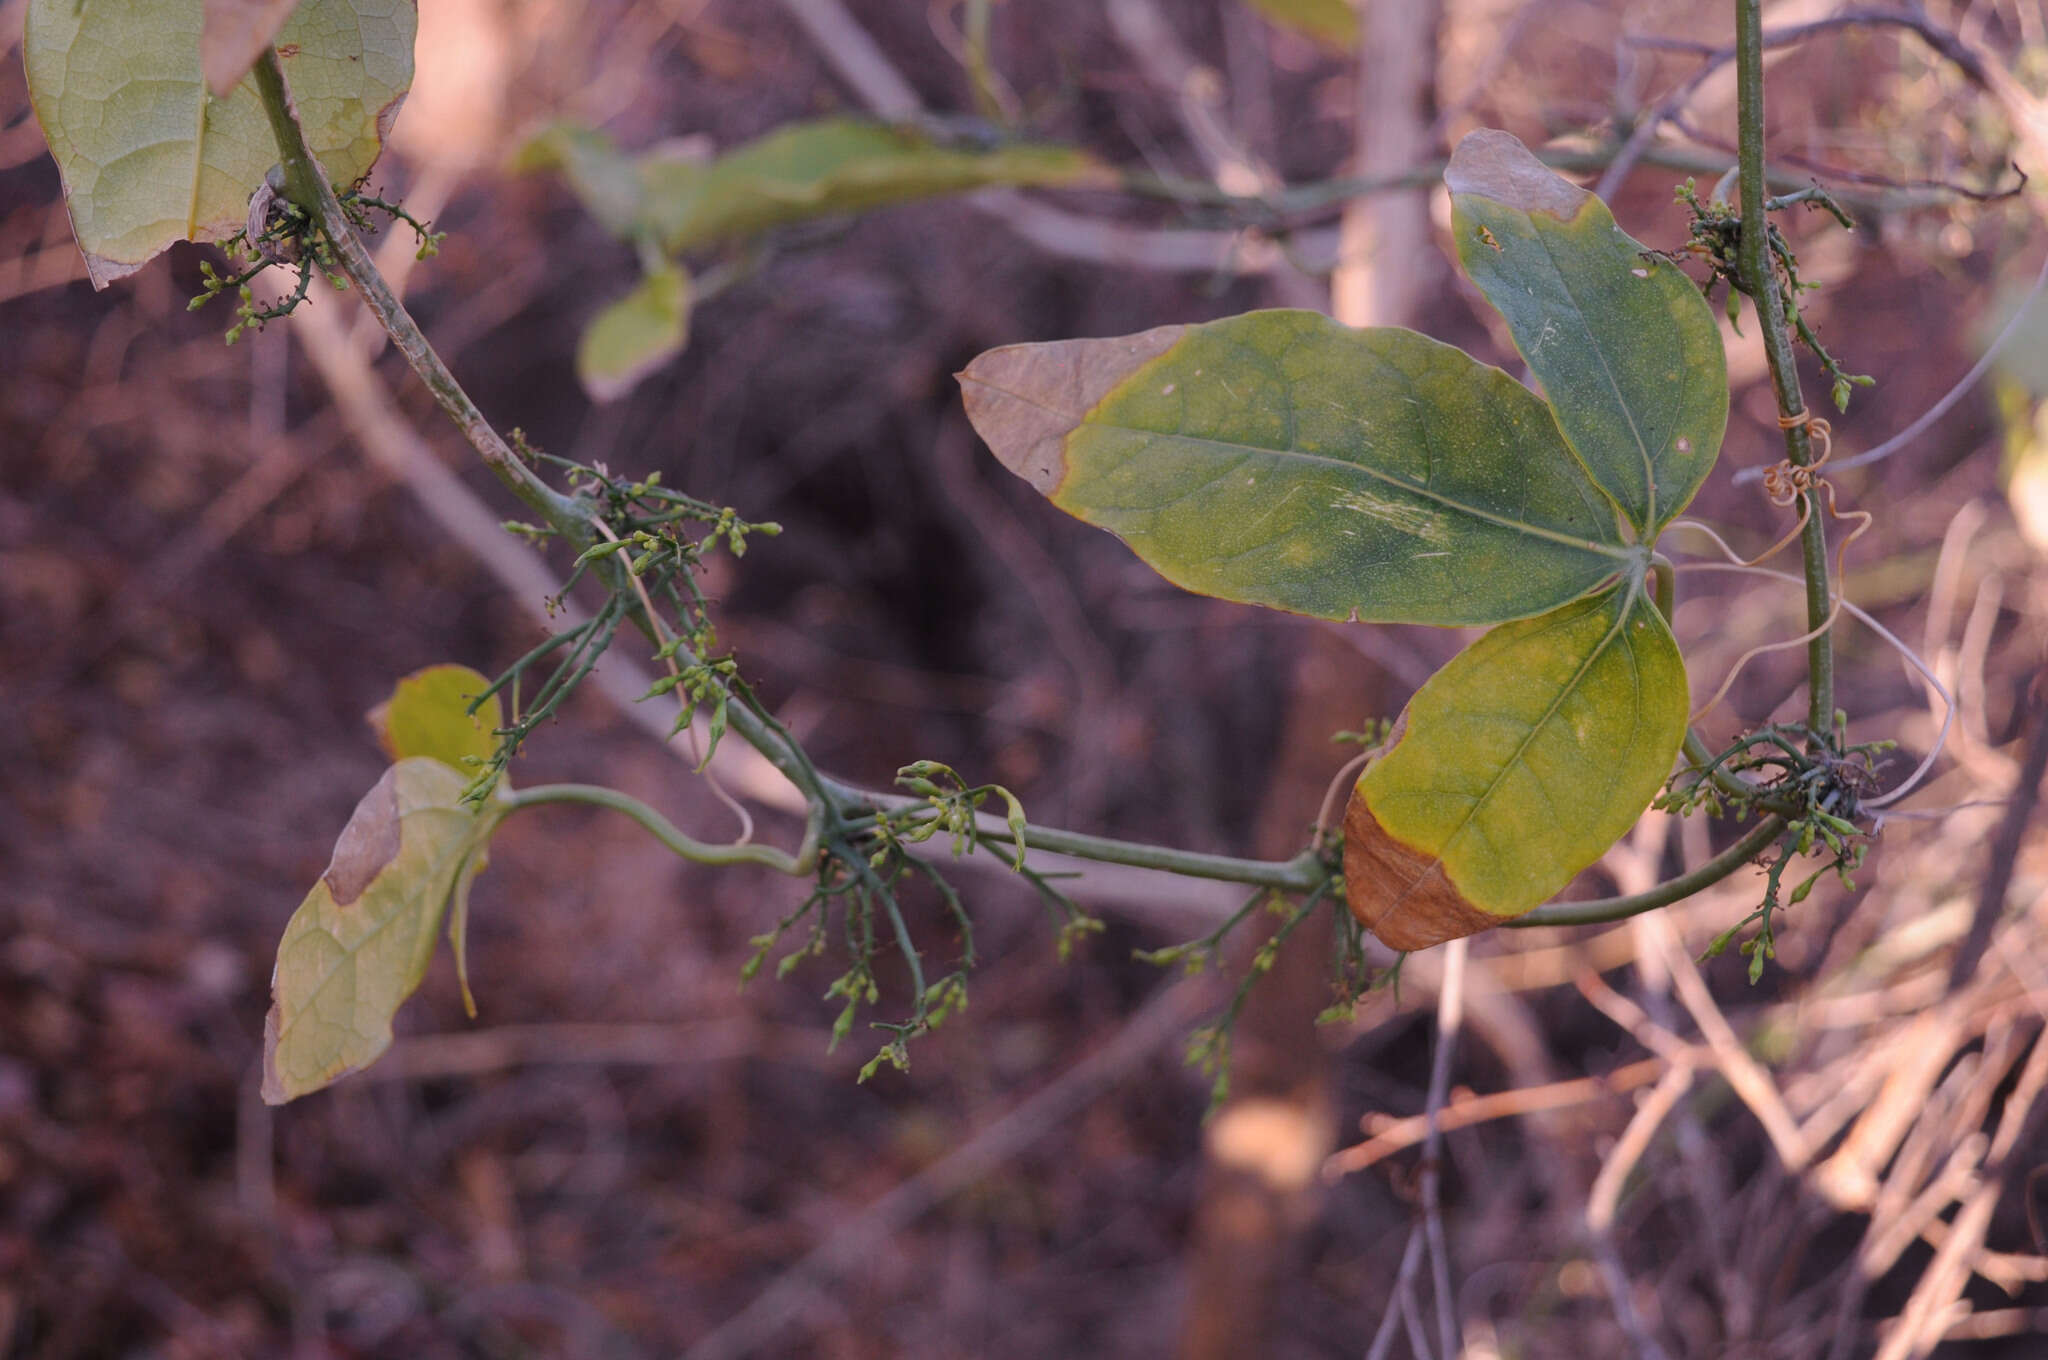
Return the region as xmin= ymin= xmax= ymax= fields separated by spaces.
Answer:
xmin=1372 ymin=580 xmax=1643 ymax=916
xmin=1086 ymin=425 xmax=1634 ymax=558
xmin=1522 ymin=223 xmax=1661 ymax=529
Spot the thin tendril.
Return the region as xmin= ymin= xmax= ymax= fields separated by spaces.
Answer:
xmin=1674 ymin=562 xmax=1953 ymax=806
xmin=1736 ymin=250 xmax=2048 ymax=482
xmin=1667 ymin=505 xmax=1810 ymax=572
xmin=1873 ymin=798 xmax=2011 ymax=820
xmin=1690 ymin=605 xmax=1845 ymax=723
xmin=1673 ymin=445 xmax=1874 ymax=723
xmin=1315 ymin=747 xmax=1377 ymax=840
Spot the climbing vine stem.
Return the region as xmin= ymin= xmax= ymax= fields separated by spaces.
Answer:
xmin=1507 ymin=817 xmax=1789 ymax=929
xmin=1735 ymin=0 xmax=1836 ymax=744
xmin=243 ymin=30 xmax=1839 ymax=1056
xmin=251 ymin=47 xmax=1354 ymax=900
xmin=250 ymin=51 xmax=589 ymax=539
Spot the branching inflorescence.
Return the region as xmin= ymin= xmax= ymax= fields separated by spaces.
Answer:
xmin=477 ymin=432 xmax=1355 ymax=1082
xmin=1672 ymin=177 xmax=1874 ymax=414
xmin=189 ymin=173 xmax=444 ymax=344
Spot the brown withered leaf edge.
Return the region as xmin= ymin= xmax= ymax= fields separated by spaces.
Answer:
xmin=1442 ymin=128 xmax=1589 ymax=222
xmin=956 ymin=324 xmax=1185 ymax=494
xmin=1342 ymin=715 xmax=1502 ymax=952
xmin=319 ymin=765 xmax=403 ymax=905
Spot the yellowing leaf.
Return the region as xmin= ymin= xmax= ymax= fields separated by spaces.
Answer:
xmin=361 ymin=664 xmax=505 ymax=1021
xmin=25 ymin=0 xmax=417 ymax=287
xmin=201 ymin=0 xmax=302 ymax=96
xmin=261 ymin=758 xmax=500 ymax=1103
xmin=2008 ymin=440 xmax=2048 ymax=555
xmin=1344 ymin=588 xmax=1687 ymax=950
xmin=1244 ymin=0 xmax=1357 ymax=49
xmin=366 ymin=663 xmax=502 ymax=773
xmin=576 ymin=266 xmax=693 ymax=403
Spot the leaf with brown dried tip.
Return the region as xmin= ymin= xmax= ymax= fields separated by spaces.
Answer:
xmin=201 ymin=0 xmax=301 ymax=95
xmin=261 ymin=758 xmax=501 ymax=1103
xmin=959 ymin=323 xmax=1185 ymax=495
xmin=959 ymin=309 xmax=1631 ymax=626
xmin=1344 ymin=586 xmax=1687 ymax=950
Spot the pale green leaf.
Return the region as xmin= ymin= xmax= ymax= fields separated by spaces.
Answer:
xmin=1446 ymin=129 xmax=1727 ymax=534
xmin=366 ymin=663 xmax=503 ymax=774
xmin=648 ymin=118 xmax=1108 ymax=254
xmin=1344 ymin=586 xmax=1688 ymax=950
xmin=261 ymin=758 xmax=499 ymax=1103
xmin=524 ymin=118 xmax=1108 ymax=256
xmin=1244 ymin=0 xmax=1357 ymax=49
xmin=959 ymin=308 xmax=1633 ymax=626
xmin=25 ymin=0 xmax=416 ymax=287
xmin=511 ymin=121 xmax=646 ymax=239
xmin=576 ymin=266 xmax=693 ymax=403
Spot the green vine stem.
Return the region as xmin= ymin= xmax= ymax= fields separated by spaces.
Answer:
xmin=247 ymin=42 xmax=1345 ymax=903
xmin=501 ymin=784 xmax=817 ymax=875
xmin=1506 ymin=816 xmax=1788 ymax=929
xmin=1734 ymin=0 xmax=1835 ymax=743
xmin=249 ymin=42 xmax=1794 ymax=936
xmin=249 ymin=52 xmax=586 ymax=538
xmin=818 ymin=775 xmax=1328 ymax=890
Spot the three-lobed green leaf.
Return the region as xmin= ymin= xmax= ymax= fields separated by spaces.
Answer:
xmin=960 ymin=129 xmax=1729 ymax=946
xmin=25 ymin=0 xmax=416 ymax=287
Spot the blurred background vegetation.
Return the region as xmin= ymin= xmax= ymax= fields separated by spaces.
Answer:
xmin=3 ymin=0 xmax=2046 ymax=1355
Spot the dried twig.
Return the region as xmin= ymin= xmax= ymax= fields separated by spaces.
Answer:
xmin=1365 ymin=1227 xmax=1428 ymax=1360
xmin=1326 ymin=1058 xmax=1666 ymax=1175
xmin=1605 ymin=4 xmax=2001 ymax=198
xmin=1949 ymin=676 xmax=2048 ymax=989
xmin=1422 ymin=937 xmax=1465 ymax=1358
xmin=1587 ymin=1059 xmax=1697 ymax=1234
